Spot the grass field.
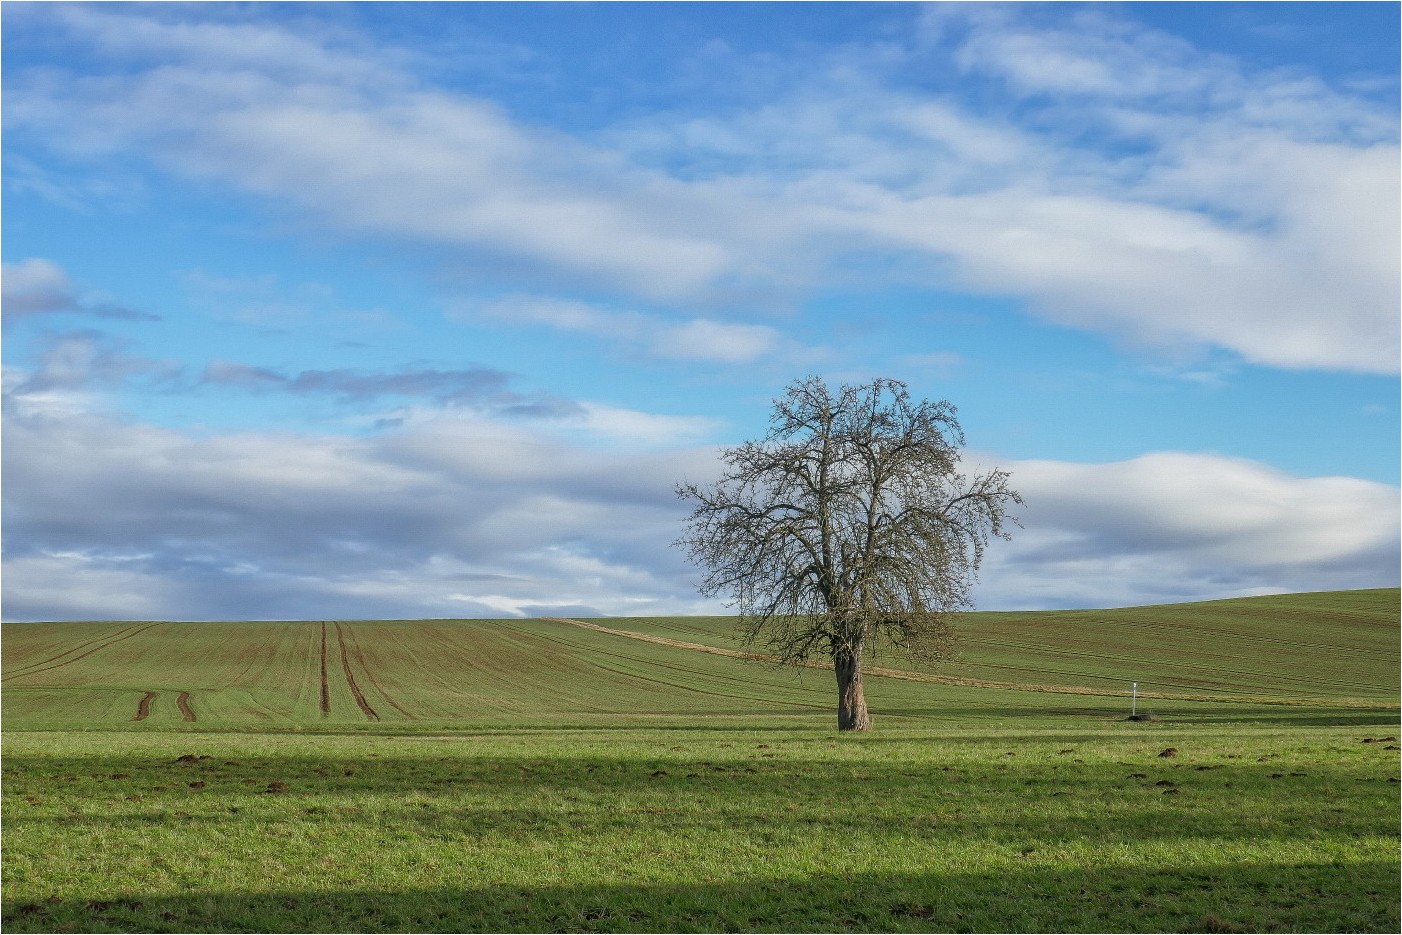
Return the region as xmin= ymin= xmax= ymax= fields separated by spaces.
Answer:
xmin=3 ymin=589 xmax=1399 ymax=932
xmin=593 ymin=588 xmax=1401 ymax=704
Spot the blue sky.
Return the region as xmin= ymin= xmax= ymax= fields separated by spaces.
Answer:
xmin=3 ymin=2 xmax=1398 ymax=621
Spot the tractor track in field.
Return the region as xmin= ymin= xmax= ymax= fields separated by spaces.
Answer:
xmin=129 ymin=689 xmax=194 ymax=723
xmin=319 ymin=622 xmax=331 ymax=716
xmin=176 ymin=691 xmax=196 ymax=722
xmin=335 ymin=622 xmax=379 ymax=721
xmin=544 ymin=618 xmax=1397 ymax=709
xmin=507 ymin=622 xmax=830 ymax=710
xmin=543 ymin=618 xmax=770 ymax=663
xmin=132 ymin=691 xmax=156 ymax=721
xmin=3 ymin=624 xmax=159 ymax=683
xmin=7 ymin=623 xmax=148 ymax=675
xmin=343 ymin=625 xmax=413 ymax=719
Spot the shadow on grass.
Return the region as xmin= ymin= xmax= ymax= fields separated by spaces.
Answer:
xmin=4 ymin=860 xmax=1398 ymax=933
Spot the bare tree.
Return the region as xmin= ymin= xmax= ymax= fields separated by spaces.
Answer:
xmin=676 ymin=376 xmax=1021 ymax=731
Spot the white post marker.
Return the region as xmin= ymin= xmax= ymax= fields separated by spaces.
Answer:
xmin=1131 ymin=682 xmax=1138 ymax=717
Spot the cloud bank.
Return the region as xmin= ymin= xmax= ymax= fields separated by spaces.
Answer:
xmin=5 ymin=382 xmax=1395 ymax=621
xmin=2 ymin=396 xmax=715 ymax=621
xmin=978 ymin=453 xmax=1400 ymax=610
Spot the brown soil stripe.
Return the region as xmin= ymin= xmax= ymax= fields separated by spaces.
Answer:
xmin=335 ymin=622 xmax=379 ymax=721
xmin=176 ymin=691 xmax=196 ymax=722
xmin=543 ymin=618 xmax=1397 ymax=710
xmin=319 ymin=622 xmax=331 ymax=716
xmin=344 ymin=625 xmax=414 ymax=719
xmin=8 ymin=623 xmax=148 ymax=675
xmin=3 ymin=624 xmax=160 ymax=682
xmin=131 ymin=691 xmax=156 ymax=721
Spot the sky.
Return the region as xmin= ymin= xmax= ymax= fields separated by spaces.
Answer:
xmin=3 ymin=1 xmax=1398 ymax=622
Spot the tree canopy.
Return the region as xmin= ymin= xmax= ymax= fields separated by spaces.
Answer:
xmin=676 ymin=376 xmax=1021 ymax=731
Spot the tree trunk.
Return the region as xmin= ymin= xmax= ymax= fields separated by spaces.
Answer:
xmin=834 ymin=647 xmax=871 ymax=732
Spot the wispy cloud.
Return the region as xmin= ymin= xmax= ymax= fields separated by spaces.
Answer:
xmin=5 ymin=8 xmax=750 ymax=302
xmin=2 ymin=259 xmax=160 ymax=322
xmin=473 ymin=295 xmax=782 ymax=365
xmin=613 ymin=9 xmax=1402 ymax=373
xmin=2 ymin=259 xmax=77 ymax=316
xmin=200 ymin=359 xmax=583 ymax=417
xmin=8 ymin=6 xmax=1394 ymax=371
xmin=569 ymin=403 xmax=723 ymax=448
xmin=7 ymin=330 xmax=179 ymax=398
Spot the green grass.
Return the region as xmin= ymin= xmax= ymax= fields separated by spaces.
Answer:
xmin=5 ymin=590 xmax=1397 ymax=731
xmin=4 ymin=725 xmax=1398 ymax=933
xmin=3 ymin=589 xmax=1399 ymax=931
xmin=607 ymin=588 xmax=1402 ymax=703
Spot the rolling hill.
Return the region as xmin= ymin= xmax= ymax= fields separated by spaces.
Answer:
xmin=3 ymin=589 xmax=1396 ymax=729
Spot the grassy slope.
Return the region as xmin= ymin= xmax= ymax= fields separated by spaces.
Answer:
xmin=3 ymin=590 xmax=1398 ymax=730
xmin=3 ymin=590 xmax=1398 ymax=932
xmin=4 ymin=618 xmax=851 ymax=728
xmin=599 ymin=588 xmax=1402 ymax=703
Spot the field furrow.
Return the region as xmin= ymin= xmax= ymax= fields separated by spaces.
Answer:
xmin=522 ymin=623 xmax=831 ymax=710
xmin=544 ymin=616 xmax=761 ymax=661
xmin=319 ymin=622 xmax=330 ymax=716
xmin=131 ymin=691 xmax=156 ymax=722
xmin=344 ymin=624 xmax=413 ymax=719
xmin=335 ymin=623 xmax=379 ymax=721
xmin=2 ymin=624 xmax=160 ymax=683
xmin=176 ymin=691 xmax=195 ymax=722
xmin=5 ymin=623 xmax=147 ymax=676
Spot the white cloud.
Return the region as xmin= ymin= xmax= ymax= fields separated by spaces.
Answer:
xmin=1 ymin=396 xmax=724 ymax=620
xmin=857 ymin=178 xmax=1397 ymax=372
xmin=475 ymin=294 xmax=649 ymax=342
xmin=2 ymin=259 xmax=79 ymax=316
xmin=615 ymin=11 xmax=1400 ymax=373
xmin=2 ymin=258 xmax=159 ymax=322
xmin=8 ymin=331 xmax=179 ymax=396
xmin=652 ymin=319 xmax=778 ymax=363
xmin=3 ymin=370 xmax=1395 ymax=620
xmin=4 ymin=6 xmax=1397 ymax=374
xmin=5 ymin=14 xmax=752 ymax=302
xmin=3 ymin=553 xmax=176 ymax=621
xmin=976 ymin=452 xmax=1400 ymax=609
xmin=475 ymin=294 xmax=782 ymax=365
xmin=571 ymin=403 xmax=723 ymax=447
xmin=949 ymin=9 xmax=1225 ymax=101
